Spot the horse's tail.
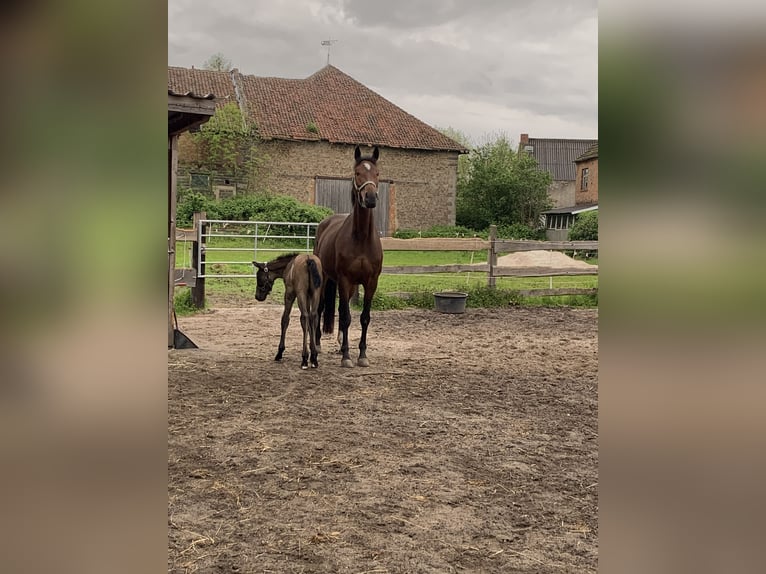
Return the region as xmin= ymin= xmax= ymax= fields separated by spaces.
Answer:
xmin=322 ymin=278 xmax=336 ymax=334
xmin=307 ymin=258 xmax=322 ymax=292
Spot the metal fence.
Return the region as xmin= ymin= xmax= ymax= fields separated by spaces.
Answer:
xmin=196 ymin=220 xmax=318 ymax=279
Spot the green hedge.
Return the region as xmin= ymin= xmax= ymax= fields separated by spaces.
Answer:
xmin=177 ymin=191 xmax=333 ymax=227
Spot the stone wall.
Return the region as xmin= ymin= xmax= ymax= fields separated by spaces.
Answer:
xmin=258 ymin=141 xmax=460 ymax=232
xmin=175 ymin=137 xmax=461 ymax=232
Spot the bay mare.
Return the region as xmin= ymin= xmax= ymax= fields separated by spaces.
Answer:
xmin=254 ymin=253 xmax=323 ymax=369
xmin=314 ymin=145 xmax=383 ymax=368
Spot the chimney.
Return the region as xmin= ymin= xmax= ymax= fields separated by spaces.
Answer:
xmin=520 ymin=133 xmax=534 ymax=154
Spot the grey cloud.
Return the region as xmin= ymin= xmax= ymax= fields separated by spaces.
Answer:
xmin=168 ymin=0 xmax=597 ymax=139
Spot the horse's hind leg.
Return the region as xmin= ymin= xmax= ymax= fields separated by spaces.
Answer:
xmin=308 ymin=296 xmax=320 ymax=368
xmin=357 ymin=281 xmax=377 ymax=367
xmin=299 ymin=311 xmax=310 ymax=369
xmin=276 ymin=294 xmax=295 ymax=362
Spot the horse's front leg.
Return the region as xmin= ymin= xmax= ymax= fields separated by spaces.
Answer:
xmin=357 ymin=281 xmax=377 ymax=367
xmin=337 ymin=282 xmax=353 ymax=368
xmin=275 ymin=294 xmax=295 ymax=362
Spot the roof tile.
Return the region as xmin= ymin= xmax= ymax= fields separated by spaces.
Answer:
xmin=168 ymin=65 xmax=466 ymax=152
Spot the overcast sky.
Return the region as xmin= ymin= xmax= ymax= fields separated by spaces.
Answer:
xmin=168 ymin=0 xmax=597 ymax=145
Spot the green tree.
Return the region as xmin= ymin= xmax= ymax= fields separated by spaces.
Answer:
xmin=190 ymin=102 xmax=267 ymax=191
xmin=569 ymin=210 xmax=598 ymax=241
xmin=456 ymin=134 xmax=552 ymax=230
xmin=203 ymin=52 xmax=232 ymax=71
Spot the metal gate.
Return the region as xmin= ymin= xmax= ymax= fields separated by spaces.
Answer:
xmin=315 ymin=177 xmax=389 ymax=236
xmin=194 ymin=220 xmax=318 ymax=279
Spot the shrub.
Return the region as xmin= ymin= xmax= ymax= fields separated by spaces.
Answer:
xmin=569 ymin=211 xmax=598 ymax=241
xmin=176 ymin=191 xmax=213 ymax=227
xmin=176 ymin=192 xmax=333 ymax=228
xmin=495 ymin=223 xmax=545 ymax=240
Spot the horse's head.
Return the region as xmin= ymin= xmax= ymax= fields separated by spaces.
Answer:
xmin=353 ymin=145 xmax=380 ymax=209
xmin=253 ymin=261 xmax=276 ymax=301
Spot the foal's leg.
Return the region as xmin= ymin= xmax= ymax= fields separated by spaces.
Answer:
xmin=297 ymin=295 xmax=311 ymax=370
xmin=357 ymin=280 xmax=377 ymax=367
xmin=276 ymin=292 xmax=295 ymax=362
xmin=337 ymin=281 xmax=354 ymax=368
xmin=308 ymin=294 xmax=320 ymax=368
xmin=315 ymin=281 xmax=324 ymax=353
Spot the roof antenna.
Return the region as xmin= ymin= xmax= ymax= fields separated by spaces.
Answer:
xmin=321 ymin=39 xmax=338 ymax=66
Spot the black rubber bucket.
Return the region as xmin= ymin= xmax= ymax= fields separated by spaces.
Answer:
xmin=433 ymin=291 xmax=468 ymax=314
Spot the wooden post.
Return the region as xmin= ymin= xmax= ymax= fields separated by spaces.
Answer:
xmin=191 ymin=211 xmax=206 ymax=309
xmin=168 ymin=135 xmax=178 ymax=347
xmin=487 ymin=224 xmax=497 ymax=288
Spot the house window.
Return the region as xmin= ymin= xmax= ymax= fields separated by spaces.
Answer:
xmin=190 ymin=173 xmax=210 ymax=190
xmin=580 ymin=168 xmax=589 ymax=191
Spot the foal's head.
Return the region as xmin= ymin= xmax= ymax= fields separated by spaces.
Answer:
xmin=253 ymin=253 xmax=299 ymax=301
xmin=253 ymin=261 xmax=277 ymax=301
xmin=353 ymin=145 xmax=380 ymax=209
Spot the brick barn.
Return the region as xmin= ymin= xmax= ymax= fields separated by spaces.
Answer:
xmin=168 ymin=65 xmax=467 ymax=235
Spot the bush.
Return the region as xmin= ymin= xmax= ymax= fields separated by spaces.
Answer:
xmin=176 ymin=192 xmax=333 ymax=228
xmin=569 ymin=211 xmax=598 ymax=241
xmin=176 ymin=191 xmax=212 ymax=227
xmin=495 ymin=223 xmax=545 ymax=240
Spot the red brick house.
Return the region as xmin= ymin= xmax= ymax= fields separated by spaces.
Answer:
xmin=168 ymin=65 xmax=467 ymax=235
xmin=539 ymin=141 xmax=598 ymax=240
xmin=518 ymin=134 xmax=597 ymax=208
xmin=574 ymin=142 xmax=598 ymax=204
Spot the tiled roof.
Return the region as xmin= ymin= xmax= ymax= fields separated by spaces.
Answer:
xmin=575 ymin=142 xmax=598 ymax=162
xmin=524 ymin=138 xmax=597 ymax=181
xmin=168 ymin=65 xmax=466 ymax=152
xmin=167 ymin=66 xmax=238 ymax=107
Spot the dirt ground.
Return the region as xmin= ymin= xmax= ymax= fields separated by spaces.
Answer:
xmin=168 ymin=303 xmax=598 ymax=573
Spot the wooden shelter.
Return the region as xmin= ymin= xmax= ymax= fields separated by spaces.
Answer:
xmin=168 ymin=90 xmax=215 ymax=347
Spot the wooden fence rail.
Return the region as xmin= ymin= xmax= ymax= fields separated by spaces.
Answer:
xmin=177 ymin=219 xmax=598 ymax=307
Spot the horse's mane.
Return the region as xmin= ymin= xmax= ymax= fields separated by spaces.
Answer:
xmin=267 ymin=252 xmax=300 ymax=272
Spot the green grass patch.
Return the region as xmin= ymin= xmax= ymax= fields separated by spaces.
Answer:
xmin=174 ymin=288 xmax=202 ymax=316
xmin=175 ymin=240 xmax=597 ymax=310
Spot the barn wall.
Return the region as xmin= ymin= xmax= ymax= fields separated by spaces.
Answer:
xmin=257 ymin=141 xmax=460 ymax=232
xmin=176 ymin=132 xmax=250 ymax=197
xmin=174 ymin=137 xmax=461 ymax=232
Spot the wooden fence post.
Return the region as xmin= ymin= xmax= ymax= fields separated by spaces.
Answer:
xmin=191 ymin=211 xmax=206 ymax=309
xmin=487 ymin=225 xmax=497 ymax=288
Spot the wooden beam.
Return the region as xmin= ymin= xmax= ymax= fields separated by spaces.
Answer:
xmin=382 ymin=264 xmax=488 ymax=274
xmin=380 ymin=237 xmax=489 ymax=251
xmin=494 ymin=239 xmax=598 ymax=253
xmin=168 ymin=94 xmax=216 ymax=114
xmin=514 ymin=288 xmax=598 ymax=297
xmin=493 ymin=267 xmax=598 ymax=277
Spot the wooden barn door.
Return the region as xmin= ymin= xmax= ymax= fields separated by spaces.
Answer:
xmin=315 ymin=177 xmax=389 ymax=237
